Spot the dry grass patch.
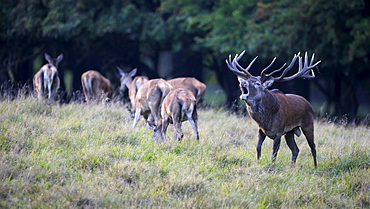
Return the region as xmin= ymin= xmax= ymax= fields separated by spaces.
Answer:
xmin=0 ymin=97 xmax=369 ymax=208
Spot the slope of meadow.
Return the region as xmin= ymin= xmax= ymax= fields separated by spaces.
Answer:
xmin=0 ymin=96 xmax=369 ymax=208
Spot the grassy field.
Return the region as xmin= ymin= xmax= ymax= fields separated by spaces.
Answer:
xmin=0 ymin=96 xmax=369 ymax=208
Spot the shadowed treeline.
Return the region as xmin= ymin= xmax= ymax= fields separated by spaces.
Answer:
xmin=1 ymin=0 xmax=369 ymax=121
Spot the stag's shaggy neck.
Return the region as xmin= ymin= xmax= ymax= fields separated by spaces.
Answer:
xmin=247 ymin=90 xmax=279 ymax=131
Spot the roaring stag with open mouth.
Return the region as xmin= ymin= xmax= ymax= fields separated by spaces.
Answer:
xmin=227 ymin=51 xmax=321 ymax=167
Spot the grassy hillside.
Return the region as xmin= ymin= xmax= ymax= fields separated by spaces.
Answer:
xmin=0 ymin=96 xmax=369 ymax=208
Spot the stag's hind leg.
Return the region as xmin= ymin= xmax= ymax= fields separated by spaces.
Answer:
xmin=302 ymin=125 xmax=317 ymax=168
xmin=272 ymin=136 xmax=282 ymax=162
xmin=285 ymin=130 xmax=300 ymax=165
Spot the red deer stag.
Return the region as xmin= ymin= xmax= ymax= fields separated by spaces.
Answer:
xmin=133 ymin=78 xmax=173 ymax=129
xmin=81 ymin=70 xmax=113 ymax=104
xmin=154 ymin=88 xmax=199 ymax=141
xmin=117 ymin=67 xmax=149 ymax=116
xmin=167 ymin=77 xmax=206 ymax=103
xmin=226 ymin=51 xmax=321 ymax=167
xmin=33 ymin=53 xmax=63 ymax=100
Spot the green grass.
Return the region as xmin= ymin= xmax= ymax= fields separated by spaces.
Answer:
xmin=0 ymin=97 xmax=369 ymax=208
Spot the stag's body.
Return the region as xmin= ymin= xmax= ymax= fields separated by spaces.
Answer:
xmin=227 ymin=51 xmax=320 ymax=167
xmin=133 ymin=78 xmax=173 ymax=128
xmin=248 ymin=90 xmax=315 ymax=165
xmin=167 ymin=77 xmax=206 ymax=103
xmin=81 ymin=70 xmax=113 ymax=104
xmin=155 ymin=88 xmax=199 ymax=141
xmin=33 ymin=53 xmax=63 ymax=100
xmin=118 ymin=67 xmax=149 ymax=115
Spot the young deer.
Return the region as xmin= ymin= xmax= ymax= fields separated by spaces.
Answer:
xmin=154 ymin=88 xmax=199 ymax=141
xmin=81 ymin=70 xmax=113 ymax=104
xmin=167 ymin=77 xmax=206 ymax=103
xmin=33 ymin=53 xmax=63 ymax=100
xmin=133 ymin=78 xmax=173 ymax=129
xmin=226 ymin=51 xmax=321 ymax=167
xmin=117 ymin=67 xmax=149 ymax=116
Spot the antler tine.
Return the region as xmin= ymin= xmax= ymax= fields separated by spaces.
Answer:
xmin=299 ymin=52 xmax=321 ymax=79
xmin=309 ymin=53 xmax=321 ymax=68
xmin=226 ymin=50 xmax=255 ymax=78
xmin=264 ymin=63 xmax=286 ymax=77
xmin=260 ymin=57 xmax=277 ymax=76
xmin=234 ymin=55 xmax=256 ymax=78
xmin=226 ymin=52 xmax=251 ymax=78
xmin=274 ymin=52 xmax=321 ymax=82
xmin=273 ymin=53 xmax=300 ymax=81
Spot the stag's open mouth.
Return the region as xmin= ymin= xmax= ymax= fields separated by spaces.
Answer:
xmin=240 ymin=86 xmax=248 ymax=101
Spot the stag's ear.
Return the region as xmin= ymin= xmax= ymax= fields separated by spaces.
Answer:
xmin=263 ymin=77 xmax=275 ymax=88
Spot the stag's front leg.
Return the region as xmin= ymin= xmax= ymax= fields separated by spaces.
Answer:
xmin=272 ymin=135 xmax=282 ymax=162
xmin=257 ymin=129 xmax=266 ymax=163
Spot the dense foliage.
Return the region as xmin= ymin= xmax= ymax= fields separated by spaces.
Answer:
xmin=1 ymin=0 xmax=369 ymax=119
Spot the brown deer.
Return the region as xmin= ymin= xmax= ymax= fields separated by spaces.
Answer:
xmin=226 ymin=51 xmax=321 ymax=167
xmin=133 ymin=78 xmax=173 ymax=129
xmin=154 ymin=88 xmax=199 ymax=141
xmin=117 ymin=67 xmax=149 ymax=116
xmin=33 ymin=53 xmax=63 ymax=100
xmin=167 ymin=77 xmax=206 ymax=103
xmin=81 ymin=70 xmax=113 ymax=104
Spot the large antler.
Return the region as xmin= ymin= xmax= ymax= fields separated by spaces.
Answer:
xmin=226 ymin=50 xmax=257 ymax=79
xmin=264 ymin=52 xmax=321 ymax=83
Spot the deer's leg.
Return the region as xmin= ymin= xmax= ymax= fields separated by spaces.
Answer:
xmin=51 ymin=77 xmax=59 ymax=101
xmin=302 ymin=125 xmax=317 ymax=168
xmin=148 ymin=97 xmax=161 ymax=129
xmin=161 ymin=116 xmax=170 ymax=141
xmin=133 ymin=107 xmax=141 ymax=128
xmin=187 ymin=108 xmax=199 ymax=141
xmin=172 ymin=111 xmax=183 ymax=141
xmin=257 ymin=129 xmax=266 ymax=163
xmin=272 ymin=136 xmax=282 ymax=162
xmin=285 ymin=131 xmax=299 ymax=165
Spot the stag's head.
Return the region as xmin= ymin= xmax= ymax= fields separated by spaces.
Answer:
xmin=226 ymin=51 xmax=321 ymax=106
xmin=117 ymin=67 xmax=137 ymax=92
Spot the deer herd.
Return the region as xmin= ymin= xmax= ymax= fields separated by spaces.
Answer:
xmin=32 ymin=51 xmax=321 ymax=167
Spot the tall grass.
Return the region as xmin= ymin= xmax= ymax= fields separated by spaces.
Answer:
xmin=0 ymin=96 xmax=369 ymax=208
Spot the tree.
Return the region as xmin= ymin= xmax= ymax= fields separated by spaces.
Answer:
xmin=162 ymin=0 xmax=370 ymax=120
xmin=1 ymin=0 xmax=369 ymax=121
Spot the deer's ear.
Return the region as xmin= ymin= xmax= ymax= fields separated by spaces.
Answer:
xmin=117 ymin=66 xmax=125 ymax=76
xmin=263 ymin=77 xmax=275 ymax=88
xmin=44 ymin=53 xmax=51 ymax=62
xmin=57 ymin=54 xmax=63 ymax=62
xmin=129 ymin=68 xmax=137 ymax=77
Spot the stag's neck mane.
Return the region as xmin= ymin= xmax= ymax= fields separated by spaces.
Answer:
xmin=247 ymin=89 xmax=280 ymax=128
